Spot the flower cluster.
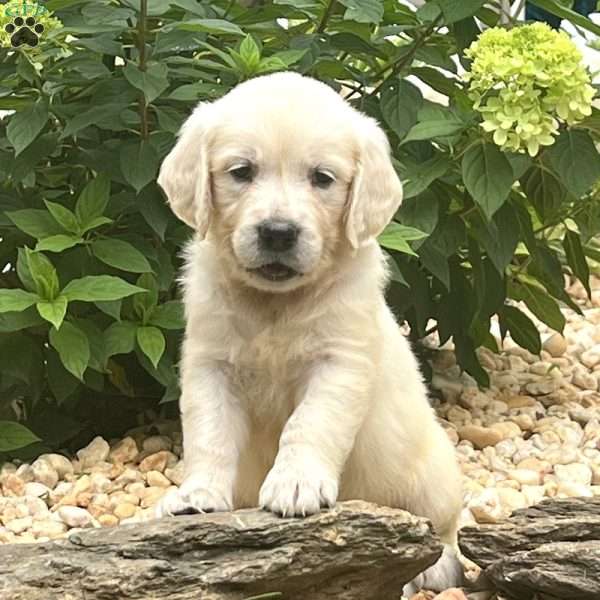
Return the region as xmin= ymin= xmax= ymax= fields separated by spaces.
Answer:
xmin=464 ymin=23 xmax=595 ymax=156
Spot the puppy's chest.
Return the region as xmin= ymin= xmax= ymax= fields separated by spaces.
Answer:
xmin=228 ymin=318 xmax=321 ymax=415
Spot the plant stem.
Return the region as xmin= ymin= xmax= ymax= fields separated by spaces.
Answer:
xmin=346 ymin=16 xmax=443 ymax=101
xmin=317 ymin=0 xmax=336 ymax=34
xmin=424 ymin=324 xmax=438 ymax=338
xmin=511 ymin=0 xmax=526 ymax=24
xmin=138 ymin=0 xmax=149 ymax=140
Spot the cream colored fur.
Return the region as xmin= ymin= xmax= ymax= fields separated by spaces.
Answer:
xmin=155 ymin=72 xmax=463 ymax=592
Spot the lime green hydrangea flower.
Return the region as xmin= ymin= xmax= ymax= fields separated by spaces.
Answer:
xmin=0 ymin=2 xmax=63 ymax=50
xmin=464 ymin=23 xmax=596 ymax=157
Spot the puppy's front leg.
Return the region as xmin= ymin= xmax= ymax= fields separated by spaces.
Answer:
xmin=260 ymin=355 xmax=371 ymax=517
xmin=156 ymin=362 xmax=247 ymax=517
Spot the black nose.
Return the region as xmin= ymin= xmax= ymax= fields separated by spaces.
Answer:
xmin=257 ymin=220 xmax=300 ymax=252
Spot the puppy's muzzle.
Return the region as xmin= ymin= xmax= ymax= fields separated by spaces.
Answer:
xmin=250 ymin=219 xmax=302 ymax=282
xmin=257 ymin=219 xmax=300 ymax=252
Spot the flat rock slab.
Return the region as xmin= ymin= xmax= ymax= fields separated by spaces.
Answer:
xmin=459 ymin=497 xmax=600 ymax=600
xmin=0 ymin=500 xmax=442 ymax=600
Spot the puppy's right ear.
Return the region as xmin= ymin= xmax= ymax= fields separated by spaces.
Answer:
xmin=158 ymin=103 xmax=212 ymax=237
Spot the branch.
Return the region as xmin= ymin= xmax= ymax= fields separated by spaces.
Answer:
xmin=137 ymin=0 xmax=149 ymax=140
xmin=317 ymin=0 xmax=337 ymax=34
xmin=345 ymin=16 xmax=443 ymax=101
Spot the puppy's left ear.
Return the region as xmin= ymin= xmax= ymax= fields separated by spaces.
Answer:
xmin=345 ymin=118 xmax=403 ymax=249
xmin=157 ymin=103 xmax=213 ymax=237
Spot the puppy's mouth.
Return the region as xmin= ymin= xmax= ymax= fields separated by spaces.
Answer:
xmin=249 ymin=262 xmax=300 ymax=282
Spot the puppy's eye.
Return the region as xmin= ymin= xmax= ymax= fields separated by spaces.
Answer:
xmin=229 ymin=165 xmax=254 ymax=183
xmin=312 ymin=169 xmax=335 ymax=189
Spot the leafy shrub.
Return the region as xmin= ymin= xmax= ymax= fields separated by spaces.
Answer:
xmin=1 ymin=0 xmax=599 ymax=455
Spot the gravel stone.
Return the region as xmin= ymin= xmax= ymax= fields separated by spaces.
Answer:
xmin=77 ymin=436 xmax=110 ymax=468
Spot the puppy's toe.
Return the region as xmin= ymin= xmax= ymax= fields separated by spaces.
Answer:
xmin=259 ymin=463 xmax=338 ymax=517
xmin=403 ymin=545 xmax=464 ymax=595
xmin=154 ymin=475 xmax=233 ymax=518
xmin=184 ymin=487 xmax=232 ymax=513
xmin=155 ymin=487 xmax=192 ymax=518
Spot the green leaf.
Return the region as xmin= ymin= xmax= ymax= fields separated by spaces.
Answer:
xmin=16 ymin=248 xmax=36 ymax=293
xmin=239 ymin=35 xmax=261 ymax=71
xmin=123 ymin=62 xmax=169 ymax=104
xmin=44 ymin=200 xmax=80 ymax=234
xmin=411 ymin=66 xmax=461 ymax=98
xmin=273 ymin=0 xmax=319 ymax=10
xmin=462 ymin=142 xmax=514 ymax=220
xmin=95 ymin=300 xmax=122 ymax=321
xmin=506 ymin=153 xmax=532 ymax=180
xmin=62 ymin=103 xmax=128 ymax=138
xmin=46 ymin=349 xmax=80 ymax=405
xmin=137 ymin=185 xmax=171 ymax=240
xmin=35 ymin=235 xmax=82 ymax=253
xmin=75 ymin=174 xmax=111 ymax=227
xmin=6 ymin=209 xmax=65 ymax=239
xmin=36 ymin=295 xmax=68 ymax=330
xmin=121 ymin=0 xmax=171 ymax=15
xmin=398 ymin=191 xmax=440 ymax=248
xmin=92 ymin=239 xmax=152 ymax=273
xmin=435 ymin=0 xmax=486 ymax=24
xmin=403 ymin=155 xmax=450 ymax=199
xmin=120 ymin=141 xmax=159 ymax=193
xmin=563 ymin=228 xmax=591 ymax=299
xmin=511 ymin=280 xmax=565 ymax=333
xmin=528 ymin=243 xmax=582 ymax=315
xmin=0 ymin=421 xmax=41 ymax=452
xmin=546 ymin=130 xmax=600 ymax=199
xmin=454 ymin=330 xmax=490 ymax=386
xmin=520 ymin=166 xmax=565 ymax=222
xmin=338 ymin=0 xmax=384 ymax=24
xmin=419 ymin=242 xmax=450 ymax=289
xmin=133 ymin=273 xmax=159 ymax=321
xmin=380 ymin=79 xmax=423 ymax=140
xmin=0 ymin=307 xmax=44 ymax=332
xmin=0 ymin=289 xmax=40 ymax=313
xmin=469 ymin=240 xmax=505 ymax=319
xmin=378 ymin=222 xmax=428 ymax=256
xmin=528 ymin=0 xmax=600 ymax=36
xmin=270 ymin=49 xmax=308 ymax=67
xmin=7 ymin=100 xmax=49 ymax=156
xmin=500 ymin=305 xmax=541 ymax=354
xmin=26 ymin=249 xmax=60 ymax=301
xmin=383 ymin=250 xmax=408 ymax=287
xmin=136 ymin=326 xmax=165 ymax=368
xmin=62 ymin=276 xmax=146 ymax=302
xmin=104 ymin=320 xmax=138 ymax=358
xmin=49 ymin=321 xmax=90 ymax=381
xmin=68 ymin=319 xmax=103 ymax=375
xmin=81 ymin=216 xmax=113 ymax=233
xmin=175 ymin=19 xmax=244 ymax=35
xmin=402 ymin=118 xmax=466 ymax=144
xmin=149 ymin=300 xmax=185 ymax=330
xmin=470 ymin=203 xmax=519 ymax=274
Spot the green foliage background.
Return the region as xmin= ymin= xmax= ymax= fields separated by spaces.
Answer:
xmin=1 ymin=0 xmax=600 ymax=456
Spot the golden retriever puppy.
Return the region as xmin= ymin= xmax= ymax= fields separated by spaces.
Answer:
xmin=155 ymin=72 xmax=463 ymax=592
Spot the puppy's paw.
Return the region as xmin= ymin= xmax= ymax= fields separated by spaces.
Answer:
xmin=402 ymin=545 xmax=464 ymax=596
xmin=154 ymin=474 xmax=232 ymax=518
xmin=259 ymin=460 xmax=338 ymax=517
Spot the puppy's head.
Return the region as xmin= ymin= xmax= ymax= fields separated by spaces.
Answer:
xmin=158 ymin=72 xmax=402 ymax=293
